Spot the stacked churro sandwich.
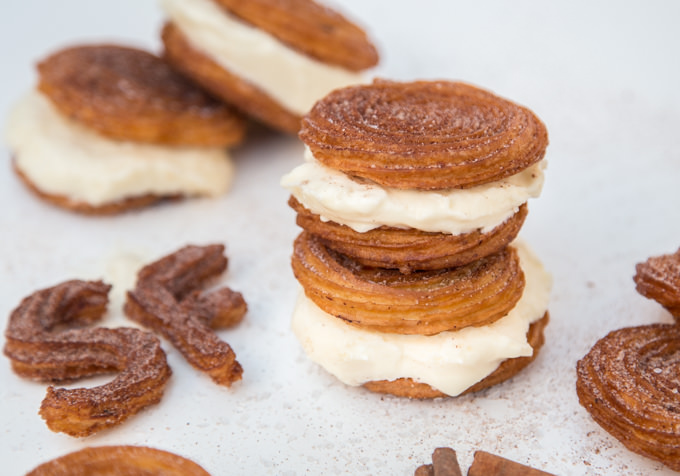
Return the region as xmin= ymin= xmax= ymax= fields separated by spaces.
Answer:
xmin=282 ymin=79 xmax=552 ymax=398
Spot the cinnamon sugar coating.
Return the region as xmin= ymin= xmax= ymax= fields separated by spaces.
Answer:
xmin=27 ymin=446 xmax=211 ymax=476
xmin=364 ymin=312 xmax=549 ymax=398
xmin=3 ymin=280 xmax=171 ymax=437
xmin=289 ymin=196 xmax=528 ymax=273
xmin=125 ymin=244 xmax=247 ymax=386
xmin=292 ymin=231 xmax=525 ymax=335
xmin=212 ymin=0 xmax=378 ymax=71
xmin=38 ymin=45 xmax=245 ymax=146
xmin=162 ymin=23 xmax=301 ymax=133
xmin=634 ymin=248 xmax=680 ymax=320
xmin=576 ymin=324 xmax=680 ymax=471
xmin=300 ymin=80 xmax=548 ymax=190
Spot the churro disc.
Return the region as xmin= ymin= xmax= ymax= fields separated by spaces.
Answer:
xmin=576 ymin=324 xmax=680 ymax=471
xmin=363 ymin=312 xmax=549 ymax=398
xmin=289 ymin=196 xmax=528 ymax=272
xmin=300 ymin=80 xmax=548 ymax=190
xmin=292 ymin=231 xmax=525 ymax=335
xmin=38 ymin=44 xmax=245 ymax=146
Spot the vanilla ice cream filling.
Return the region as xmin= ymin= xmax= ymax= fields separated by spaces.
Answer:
xmin=5 ymin=91 xmax=234 ymax=206
xmin=281 ymin=148 xmax=546 ymax=235
xmin=161 ymin=0 xmax=367 ymax=116
xmin=291 ymin=240 xmax=551 ymax=397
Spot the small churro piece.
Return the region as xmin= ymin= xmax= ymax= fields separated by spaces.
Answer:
xmin=125 ymin=244 xmax=246 ymax=386
xmin=3 ymin=280 xmax=171 ymax=437
xmin=27 ymin=446 xmax=211 ymax=476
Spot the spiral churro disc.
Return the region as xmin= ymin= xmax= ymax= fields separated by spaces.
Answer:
xmin=576 ymin=324 xmax=680 ymax=471
xmin=289 ymin=196 xmax=528 ymax=272
xmin=300 ymin=80 xmax=548 ymax=190
xmin=292 ymin=232 xmax=525 ymax=335
xmin=38 ymin=45 xmax=245 ymax=146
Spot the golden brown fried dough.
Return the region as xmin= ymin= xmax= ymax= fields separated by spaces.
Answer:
xmin=300 ymin=80 xmax=548 ymax=190
xmin=13 ymin=160 xmax=179 ymax=215
xmin=576 ymin=324 xmax=680 ymax=471
xmin=27 ymin=446 xmax=211 ymax=476
xmin=290 ymin=196 xmax=528 ymax=273
xmin=363 ymin=312 xmax=548 ymax=398
xmin=162 ymin=23 xmax=302 ymax=134
xmin=125 ymin=244 xmax=246 ymax=386
xmin=212 ymin=0 xmax=378 ymax=71
xmin=292 ymin=231 xmax=525 ymax=335
xmin=634 ymin=248 xmax=680 ymax=320
xmin=3 ymin=280 xmax=171 ymax=437
xmin=38 ymin=44 xmax=245 ymax=146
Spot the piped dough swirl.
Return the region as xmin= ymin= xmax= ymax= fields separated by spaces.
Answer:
xmin=292 ymin=232 xmax=525 ymax=335
xmin=576 ymin=324 xmax=680 ymax=471
xmin=300 ymin=79 xmax=548 ymax=190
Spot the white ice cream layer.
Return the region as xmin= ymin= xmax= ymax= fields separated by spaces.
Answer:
xmin=281 ymin=148 xmax=546 ymax=235
xmin=5 ymin=91 xmax=234 ymax=206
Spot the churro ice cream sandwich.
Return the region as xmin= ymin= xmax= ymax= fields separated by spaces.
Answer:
xmin=160 ymin=0 xmax=379 ymax=133
xmin=6 ymin=45 xmax=245 ymax=214
xmin=282 ymin=79 xmax=552 ymax=398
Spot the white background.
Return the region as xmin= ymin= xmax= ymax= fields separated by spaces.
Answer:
xmin=1 ymin=1 xmax=680 ymax=474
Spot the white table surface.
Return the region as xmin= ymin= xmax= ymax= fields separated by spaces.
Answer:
xmin=1 ymin=1 xmax=680 ymax=475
